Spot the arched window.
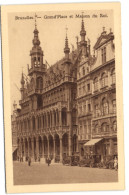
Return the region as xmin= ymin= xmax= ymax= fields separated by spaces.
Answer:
xmin=101 ymin=72 xmax=107 ymax=88
xmin=94 ymin=77 xmax=98 ymax=91
xmin=102 ymin=98 xmax=109 ymax=115
xmin=36 ymin=77 xmax=43 ymax=89
xmin=95 ymin=104 xmax=99 ymax=117
xmin=101 ymin=123 xmax=108 ymax=132
xmin=113 ymin=121 xmax=117 ymax=131
xmin=111 ymin=68 xmax=115 ymax=84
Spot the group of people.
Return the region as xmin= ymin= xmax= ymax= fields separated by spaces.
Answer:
xmin=17 ymin=156 xmax=52 ymax=167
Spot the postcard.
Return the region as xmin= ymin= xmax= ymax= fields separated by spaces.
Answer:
xmin=1 ymin=2 xmax=124 ymax=193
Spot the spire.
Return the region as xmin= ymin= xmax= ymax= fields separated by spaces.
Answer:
xmin=32 ymin=13 xmax=40 ymax=46
xmin=64 ymin=26 xmax=70 ymax=58
xmin=80 ymin=12 xmax=86 ymax=38
xmin=21 ymin=71 xmax=25 ymax=86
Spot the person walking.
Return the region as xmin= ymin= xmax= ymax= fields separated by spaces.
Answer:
xmin=47 ymin=156 xmax=51 ymax=166
xmin=28 ymin=156 xmax=31 ymax=166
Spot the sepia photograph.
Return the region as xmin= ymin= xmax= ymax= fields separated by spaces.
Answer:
xmin=1 ymin=2 xmax=124 ymax=193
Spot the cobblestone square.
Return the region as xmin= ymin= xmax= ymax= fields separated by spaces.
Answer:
xmin=13 ymin=162 xmax=118 ymax=185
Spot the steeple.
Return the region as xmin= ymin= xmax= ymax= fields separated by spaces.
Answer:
xmin=21 ymin=71 xmax=25 ymax=87
xmin=64 ymin=26 xmax=70 ymax=59
xmin=80 ymin=12 xmax=86 ymax=42
xmin=32 ymin=14 xmax=40 ymax=46
xmin=29 ymin=13 xmax=44 ymax=73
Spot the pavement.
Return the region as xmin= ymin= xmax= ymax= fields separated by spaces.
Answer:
xmin=13 ymin=161 xmax=118 ymax=185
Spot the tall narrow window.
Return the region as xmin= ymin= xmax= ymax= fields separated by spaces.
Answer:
xmin=101 ymin=47 xmax=106 ymax=64
xmin=113 ymin=121 xmax=117 ymax=131
xmin=101 ymin=72 xmax=107 ymax=88
xmin=102 ymin=98 xmax=109 ymax=115
xmin=95 ymin=104 xmax=99 ymax=117
xmin=112 ymin=99 xmax=116 ymax=113
xmin=94 ymin=77 xmax=98 ymax=91
xmin=87 ymin=83 xmax=90 ymax=92
xmin=82 ymin=67 xmax=85 ymax=76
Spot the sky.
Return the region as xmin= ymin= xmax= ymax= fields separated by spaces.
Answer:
xmin=8 ymin=10 xmax=114 ymax=112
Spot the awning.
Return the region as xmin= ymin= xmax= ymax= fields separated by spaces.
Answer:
xmin=84 ymin=138 xmax=103 ymax=146
xmin=12 ymin=146 xmax=18 ymax=153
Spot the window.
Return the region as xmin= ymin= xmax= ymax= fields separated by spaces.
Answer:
xmin=80 ymin=121 xmax=82 ymax=134
xmin=94 ymin=77 xmax=98 ymax=91
xmin=101 ymin=73 xmax=107 ymax=88
xmin=83 ymin=85 xmax=85 ymax=93
xmin=83 ymin=104 xmax=86 ymax=113
xmin=36 ymin=77 xmax=43 ymax=89
xmin=84 ymin=120 xmax=87 ymax=133
xmin=95 ymin=104 xmax=99 ymax=117
xmin=102 ymin=98 xmax=108 ymax=115
xmin=101 ymin=47 xmax=106 ymax=64
xmin=113 ymin=121 xmax=117 ymax=131
xmin=112 ymin=99 xmax=116 ymax=113
xmin=87 ymin=83 xmax=90 ymax=92
xmin=101 ymin=123 xmax=108 ymax=132
xmin=111 ymin=69 xmax=115 ymax=84
xmin=88 ymin=120 xmax=91 ymax=133
xmin=88 ymin=104 xmax=91 ymax=112
xmin=82 ymin=67 xmax=85 ymax=76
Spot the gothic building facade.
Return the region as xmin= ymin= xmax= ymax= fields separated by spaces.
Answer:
xmin=14 ymin=17 xmax=117 ymax=162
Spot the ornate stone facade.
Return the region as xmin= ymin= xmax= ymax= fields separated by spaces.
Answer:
xmin=14 ymin=17 xmax=117 ymax=162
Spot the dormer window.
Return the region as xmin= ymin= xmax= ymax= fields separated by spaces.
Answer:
xmin=101 ymin=46 xmax=106 ymax=64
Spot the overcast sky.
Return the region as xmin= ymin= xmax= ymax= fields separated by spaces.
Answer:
xmin=8 ymin=10 xmax=114 ymax=112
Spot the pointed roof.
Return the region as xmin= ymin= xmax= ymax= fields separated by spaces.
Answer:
xmin=64 ymin=27 xmax=70 ymax=54
xmin=94 ymin=28 xmax=114 ymax=50
xmin=80 ymin=13 xmax=86 ymax=36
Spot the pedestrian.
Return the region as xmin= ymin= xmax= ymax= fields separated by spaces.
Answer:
xmin=47 ymin=156 xmax=51 ymax=166
xmin=28 ymin=156 xmax=31 ymax=166
xmin=114 ymin=156 xmax=118 ymax=171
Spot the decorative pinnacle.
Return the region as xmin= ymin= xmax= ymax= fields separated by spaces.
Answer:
xmin=21 ymin=71 xmax=25 ymax=85
xmin=80 ymin=11 xmax=86 ymax=36
xmin=65 ymin=26 xmax=69 ymax=49
xmin=35 ymin=13 xmax=37 ymax=29
xmin=64 ymin=26 xmax=70 ymax=55
xmin=103 ymin=26 xmax=105 ymax=32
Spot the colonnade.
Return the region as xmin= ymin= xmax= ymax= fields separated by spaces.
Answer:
xmin=17 ymin=133 xmax=78 ymax=163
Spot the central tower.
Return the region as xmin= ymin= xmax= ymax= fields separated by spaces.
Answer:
xmin=27 ymin=17 xmax=46 ymax=110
